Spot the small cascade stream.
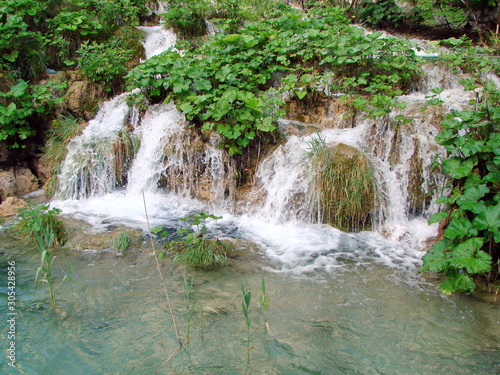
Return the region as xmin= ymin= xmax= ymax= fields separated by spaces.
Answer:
xmin=51 ymin=27 xmax=479 ymax=275
xmin=3 ymin=26 xmax=500 ymax=375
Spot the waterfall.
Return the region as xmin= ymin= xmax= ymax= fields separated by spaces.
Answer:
xmin=137 ymin=26 xmax=177 ymax=59
xmin=56 ymin=93 xmax=133 ymax=200
xmin=126 ymin=103 xmax=186 ymax=194
xmin=51 ymin=28 xmax=484 ymax=274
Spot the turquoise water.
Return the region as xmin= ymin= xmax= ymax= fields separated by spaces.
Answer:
xmin=1 ymin=229 xmax=499 ymax=375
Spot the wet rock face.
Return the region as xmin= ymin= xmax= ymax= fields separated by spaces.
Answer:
xmin=0 ymin=167 xmax=39 ymax=203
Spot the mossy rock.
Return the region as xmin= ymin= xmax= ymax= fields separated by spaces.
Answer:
xmin=311 ymin=143 xmax=376 ymax=232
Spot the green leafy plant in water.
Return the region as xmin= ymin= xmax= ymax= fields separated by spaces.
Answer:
xmin=183 ymin=270 xmax=196 ymax=343
xmin=15 ymin=205 xmax=67 ymax=311
xmin=421 ymin=82 xmax=500 ymax=294
xmin=161 ymin=213 xmax=227 ymax=269
xmin=258 ymin=275 xmax=270 ymax=333
xmin=241 ymin=276 xmax=252 ymax=363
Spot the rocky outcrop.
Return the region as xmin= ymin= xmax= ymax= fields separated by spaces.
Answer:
xmin=0 ymin=197 xmax=27 ymax=217
xmin=0 ymin=167 xmax=40 ymax=203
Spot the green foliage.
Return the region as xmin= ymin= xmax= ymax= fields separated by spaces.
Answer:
xmin=128 ymin=6 xmax=420 ymax=154
xmin=309 ymin=138 xmax=376 ymax=231
xmin=356 ymin=0 xmax=405 ymax=29
xmin=421 ymin=83 xmax=500 ymax=294
xmin=163 ymin=0 xmax=207 ymax=38
xmin=0 ymin=80 xmax=65 ymax=148
xmin=111 ymin=230 xmax=132 ymax=253
xmin=161 ymin=212 xmax=227 ymax=269
xmin=15 ymin=204 xmax=67 ymax=311
xmin=241 ymin=277 xmax=252 ymax=362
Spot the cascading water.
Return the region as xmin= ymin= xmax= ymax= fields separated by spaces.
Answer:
xmin=55 ymin=93 xmax=133 ymax=200
xmin=137 ymin=26 xmax=177 ymax=59
xmin=52 ymin=30 xmax=480 ymax=275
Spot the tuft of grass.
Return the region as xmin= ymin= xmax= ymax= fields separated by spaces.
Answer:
xmin=309 ymin=140 xmax=376 ymax=232
xmin=111 ymin=230 xmax=132 ymax=253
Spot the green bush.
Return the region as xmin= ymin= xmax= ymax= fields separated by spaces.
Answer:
xmin=15 ymin=205 xmax=67 ymax=248
xmin=128 ymin=6 xmax=420 ymax=154
xmin=163 ymin=0 xmax=207 ymax=38
xmin=0 ymin=80 xmax=65 ymax=148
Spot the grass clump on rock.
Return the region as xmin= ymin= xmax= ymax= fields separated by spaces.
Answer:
xmin=310 ymin=139 xmax=376 ymax=232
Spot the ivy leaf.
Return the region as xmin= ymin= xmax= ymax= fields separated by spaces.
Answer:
xmin=444 ymin=216 xmax=472 ymax=239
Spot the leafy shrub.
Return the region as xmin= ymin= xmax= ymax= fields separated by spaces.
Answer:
xmin=421 ymin=83 xmax=500 ymax=294
xmin=163 ymin=0 xmax=207 ymax=38
xmin=356 ymin=0 xmax=405 ymax=29
xmin=15 ymin=205 xmax=67 ymax=248
xmin=0 ymin=80 xmax=65 ymax=148
xmin=0 ymin=8 xmax=45 ymax=80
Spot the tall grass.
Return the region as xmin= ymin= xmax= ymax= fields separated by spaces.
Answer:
xmin=309 ymin=138 xmax=376 ymax=232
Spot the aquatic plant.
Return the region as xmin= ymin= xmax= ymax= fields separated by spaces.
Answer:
xmin=258 ymin=275 xmax=270 ymax=333
xmin=241 ymin=277 xmax=253 ymax=363
xmin=165 ymin=213 xmax=227 ymax=269
xmin=15 ymin=205 xmax=67 ymax=311
xmin=183 ymin=271 xmax=196 ymax=343
xmin=309 ymin=138 xmax=376 ymax=232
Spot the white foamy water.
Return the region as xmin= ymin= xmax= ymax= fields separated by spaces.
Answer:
xmin=137 ymin=25 xmax=177 ymax=59
xmin=126 ymin=102 xmax=186 ymax=194
xmin=52 ymin=26 xmax=487 ymax=278
xmin=56 ymin=93 xmax=132 ymax=200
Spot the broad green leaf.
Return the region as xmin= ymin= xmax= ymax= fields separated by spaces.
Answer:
xmin=421 ymin=239 xmax=450 ymax=272
xmin=473 ymin=204 xmax=500 ymax=240
xmin=295 ymin=89 xmax=307 ymax=99
xmin=456 ymin=185 xmax=489 ymax=212
xmin=442 ymin=156 xmax=477 ymax=179
xmin=440 ymin=270 xmax=476 ymax=294
xmin=428 ymin=211 xmax=448 ymax=225
xmin=444 ymin=217 xmax=472 ymax=239
xmin=449 ymin=237 xmax=490 ymax=273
